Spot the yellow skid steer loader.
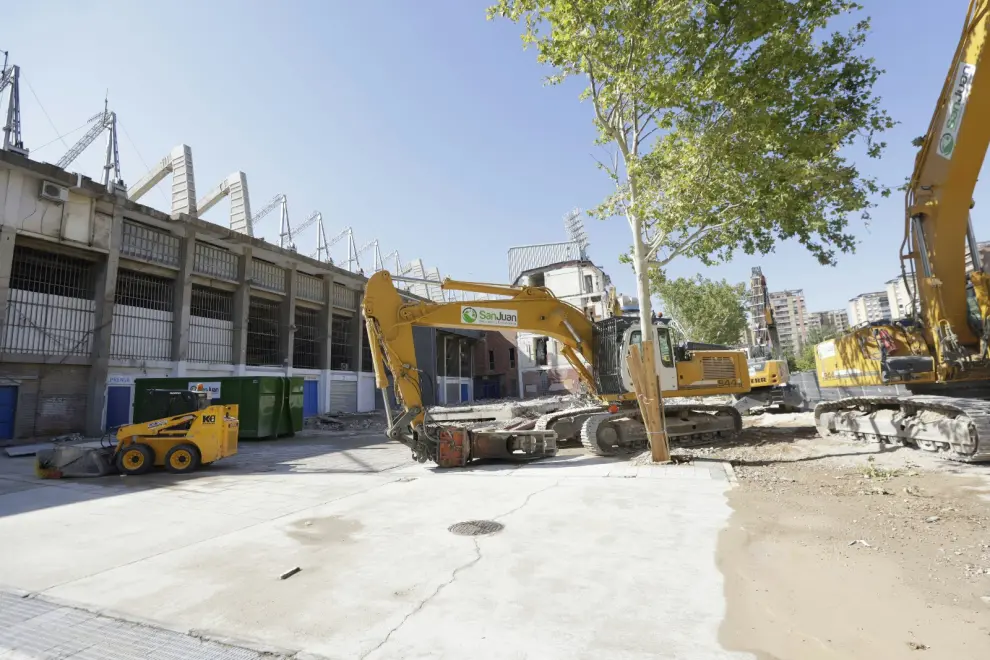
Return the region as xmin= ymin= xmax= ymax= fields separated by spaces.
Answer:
xmin=35 ymin=386 xmax=239 ymax=478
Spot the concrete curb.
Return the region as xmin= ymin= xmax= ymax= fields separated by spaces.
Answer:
xmin=722 ymin=461 xmax=738 ymax=484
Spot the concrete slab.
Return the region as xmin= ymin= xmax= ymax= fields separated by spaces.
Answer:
xmin=0 ymin=433 xmax=751 ymax=660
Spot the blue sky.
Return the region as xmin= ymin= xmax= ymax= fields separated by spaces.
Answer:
xmin=4 ymin=1 xmax=985 ymax=313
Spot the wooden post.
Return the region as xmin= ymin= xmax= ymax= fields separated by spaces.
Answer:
xmin=626 ymin=342 xmax=670 ymax=462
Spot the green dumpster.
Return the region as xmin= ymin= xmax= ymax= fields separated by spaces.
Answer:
xmin=133 ymin=376 xmax=304 ymax=439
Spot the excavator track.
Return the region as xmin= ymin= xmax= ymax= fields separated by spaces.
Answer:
xmin=814 ymin=395 xmax=990 ymax=463
xmin=577 ymin=404 xmax=744 ymax=456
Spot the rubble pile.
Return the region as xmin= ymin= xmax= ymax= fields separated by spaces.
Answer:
xmin=304 ymin=411 xmax=387 ymax=433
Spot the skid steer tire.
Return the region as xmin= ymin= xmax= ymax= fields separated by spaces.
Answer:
xmin=117 ymin=443 xmax=154 ymax=476
xmin=164 ymin=444 xmax=201 ymax=474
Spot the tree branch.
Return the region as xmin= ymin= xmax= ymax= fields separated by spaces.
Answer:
xmin=648 ymin=216 xmax=735 ymax=263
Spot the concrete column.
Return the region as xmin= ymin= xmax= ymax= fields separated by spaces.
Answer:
xmin=84 ymin=208 xmax=124 ymax=435
xmin=318 ymin=274 xmax=335 ymax=370
xmin=352 ymin=284 xmax=365 ymax=373
xmin=232 ymin=248 xmax=252 ymax=375
xmin=0 ymin=225 xmax=17 ymax=334
xmin=317 ymin=274 xmax=336 ymax=414
xmin=172 ymin=235 xmax=195 ymax=377
xmin=281 ymin=266 xmax=297 ymax=376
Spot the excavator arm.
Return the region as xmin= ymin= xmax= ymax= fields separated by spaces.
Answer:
xmin=905 ymin=0 xmax=990 ymax=367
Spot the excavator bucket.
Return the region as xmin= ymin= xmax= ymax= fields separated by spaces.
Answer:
xmin=35 ymin=445 xmax=116 ymax=479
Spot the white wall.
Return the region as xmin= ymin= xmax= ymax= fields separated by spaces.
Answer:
xmin=358 ymin=372 xmax=376 ymax=412
xmin=515 ymin=332 xmax=565 ymax=370
xmin=0 ymin=168 xmax=111 ymax=250
xmin=110 ymin=305 xmax=173 ymax=360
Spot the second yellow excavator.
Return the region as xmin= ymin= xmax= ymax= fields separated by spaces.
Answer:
xmin=813 ymin=0 xmax=990 ymax=462
xmin=364 ymin=272 xmax=751 ymax=467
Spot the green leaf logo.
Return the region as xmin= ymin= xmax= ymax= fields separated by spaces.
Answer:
xmin=940 ymin=133 xmax=954 ymax=156
xmin=462 ymin=307 xmax=478 ymax=324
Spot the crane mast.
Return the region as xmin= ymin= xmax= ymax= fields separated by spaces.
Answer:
xmin=55 ymin=98 xmax=123 ymax=191
xmin=0 ymin=51 xmax=27 ymax=156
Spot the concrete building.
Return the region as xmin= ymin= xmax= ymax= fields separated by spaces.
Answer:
xmin=885 ymin=276 xmax=916 ymax=320
xmin=508 ymin=241 xmax=611 ymax=398
xmin=807 ymin=309 xmax=849 ymax=335
xmin=847 ymin=291 xmax=891 ymax=326
xmin=965 ymin=240 xmax=990 ymax=273
xmin=472 ymin=331 xmax=518 ymax=400
xmin=767 ymin=289 xmax=808 ymax=355
xmin=0 ymin=150 xmax=477 ymax=443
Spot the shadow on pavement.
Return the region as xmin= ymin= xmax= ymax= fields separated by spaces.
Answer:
xmin=0 ymin=432 xmax=398 ymax=519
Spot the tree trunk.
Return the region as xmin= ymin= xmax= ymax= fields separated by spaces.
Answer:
xmin=631 ymin=214 xmax=654 ymax=340
xmin=630 ymin=213 xmax=670 ymax=462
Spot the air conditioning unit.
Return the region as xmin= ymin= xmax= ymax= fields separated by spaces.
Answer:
xmin=40 ymin=180 xmax=69 ymax=204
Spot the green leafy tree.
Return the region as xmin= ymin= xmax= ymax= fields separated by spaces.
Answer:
xmin=652 ymin=274 xmax=747 ymax=345
xmin=487 ymin=0 xmax=893 ymax=351
xmin=794 ymin=326 xmax=837 ymax=372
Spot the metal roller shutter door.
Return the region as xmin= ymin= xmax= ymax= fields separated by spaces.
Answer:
xmin=330 ymin=380 xmax=358 ymax=414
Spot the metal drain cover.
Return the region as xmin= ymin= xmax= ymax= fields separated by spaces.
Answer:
xmin=448 ymin=520 xmax=504 ymax=536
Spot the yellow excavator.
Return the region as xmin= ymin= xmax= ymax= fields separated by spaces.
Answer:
xmin=733 ymin=266 xmax=802 ymax=413
xmin=814 ymin=0 xmax=990 ymax=462
xmin=364 ymin=272 xmax=751 ymax=467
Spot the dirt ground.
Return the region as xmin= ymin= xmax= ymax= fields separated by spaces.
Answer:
xmin=678 ymin=412 xmax=990 ymax=660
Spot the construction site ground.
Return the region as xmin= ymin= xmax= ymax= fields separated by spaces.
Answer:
xmin=0 ymin=411 xmax=989 ymax=658
xmin=0 ymin=429 xmax=742 ymax=659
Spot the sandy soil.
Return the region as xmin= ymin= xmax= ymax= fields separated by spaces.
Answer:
xmin=682 ymin=412 xmax=990 ymax=660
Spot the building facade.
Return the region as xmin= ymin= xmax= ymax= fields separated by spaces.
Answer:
xmin=807 ymin=309 xmax=850 ymax=335
xmin=507 ymin=241 xmax=611 ymax=399
xmin=767 ymin=289 xmax=808 ymax=355
xmin=965 ymin=240 xmax=990 ymax=273
xmin=472 ymin=331 xmax=518 ymax=400
xmin=0 ymin=151 xmax=475 ymax=443
xmin=847 ymin=291 xmax=891 ymax=326
xmin=885 ymin=276 xmax=915 ymax=320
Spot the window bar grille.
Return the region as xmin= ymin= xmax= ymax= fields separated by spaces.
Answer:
xmin=189 ymin=285 xmax=234 ymax=363
xmin=2 ymin=246 xmax=97 ymax=356
xmin=246 ymin=297 xmax=281 ymax=366
xmin=111 ymin=269 xmax=175 ymax=360
xmin=293 ymin=307 xmax=320 ymax=369
xmin=330 ymin=316 xmax=353 ymax=371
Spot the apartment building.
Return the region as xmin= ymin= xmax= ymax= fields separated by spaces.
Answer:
xmin=885 ymin=276 xmax=916 ymax=320
xmin=848 ymin=291 xmax=891 ymax=326
xmin=807 ymin=309 xmax=850 ymax=335
xmin=767 ymin=289 xmax=808 ymax=355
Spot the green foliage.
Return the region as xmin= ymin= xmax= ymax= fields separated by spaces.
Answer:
xmin=488 ymin=0 xmax=894 ymax=269
xmin=651 ymin=273 xmax=747 ymax=345
xmin=794 ymin=326 xmax=837 ymax=372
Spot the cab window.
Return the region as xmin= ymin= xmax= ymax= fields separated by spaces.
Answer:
xmin=656 ymin=328 xmax=674 ymax=367
xmin=629 ymin=329 xmax=673 ymax=367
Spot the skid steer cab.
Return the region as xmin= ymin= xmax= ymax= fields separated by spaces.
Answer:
xmin=35 ymin=384 xmax=240 ymax=479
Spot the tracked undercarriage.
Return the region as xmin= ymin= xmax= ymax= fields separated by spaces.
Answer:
xmin=814 ymin=395 xmax=990 ymax=463
xmin=403 ymin=400 xmax=745 ymax=467
xmin=532 ymin=402 xmax=743 ymax=456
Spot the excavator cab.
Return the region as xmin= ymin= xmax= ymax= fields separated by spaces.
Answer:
xmin=620 ymin=323 xmax=678 ymax=393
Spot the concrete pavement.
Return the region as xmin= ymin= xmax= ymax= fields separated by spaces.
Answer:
xmin=0 ymin=435 xmax=752 ymax=659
